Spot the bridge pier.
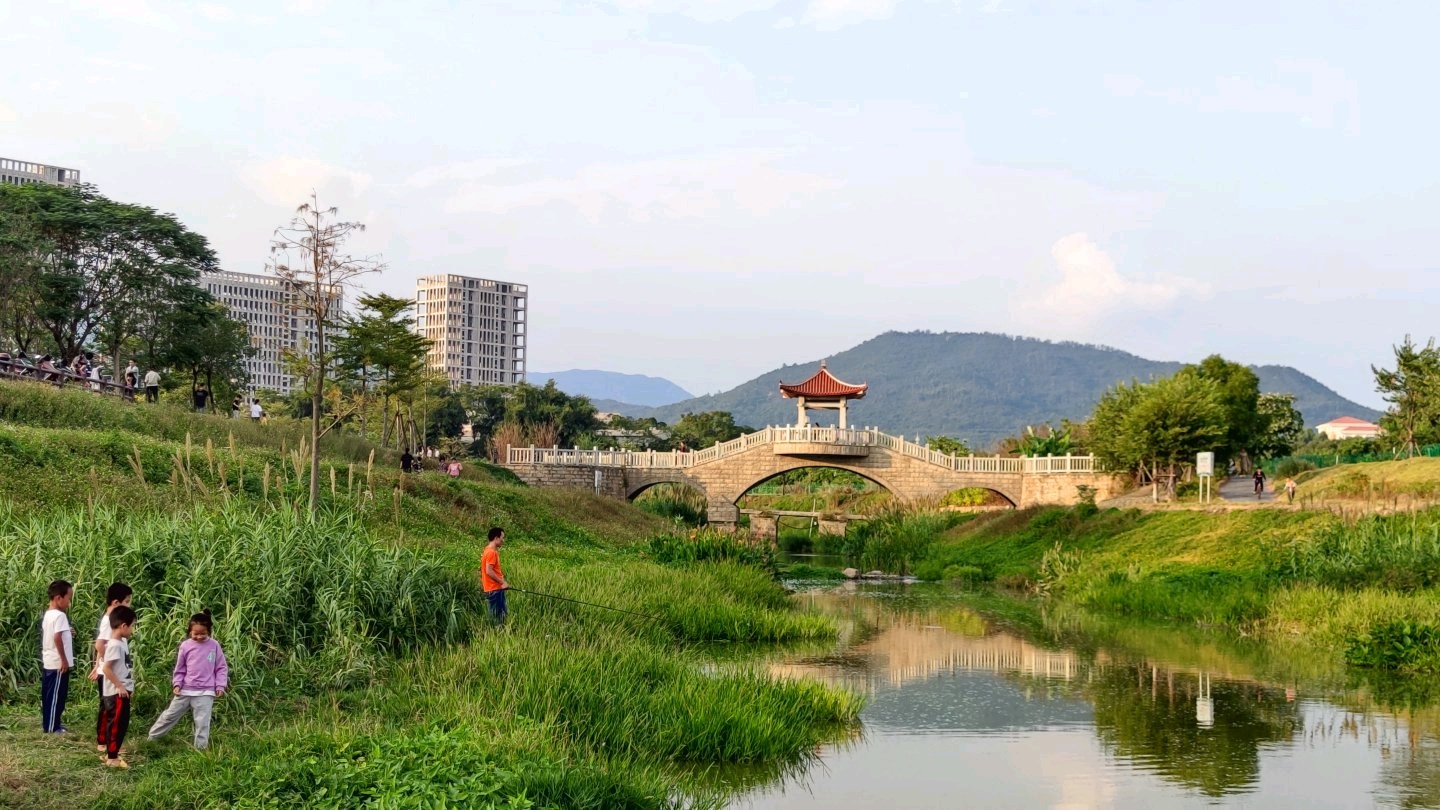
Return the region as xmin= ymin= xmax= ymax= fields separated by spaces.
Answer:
xmin=749 ymin=513 xmax=778 ymax=540
xmin=707 ymin=500 xmax=740 ymax=532
xmin=817 ymin=517 xmax=848 ymax=537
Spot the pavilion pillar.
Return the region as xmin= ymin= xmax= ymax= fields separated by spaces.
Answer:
xmin=839 ymin=398 xmax=848 ymax=429
xmin=796 ymin=397 xmax=808 ymax=426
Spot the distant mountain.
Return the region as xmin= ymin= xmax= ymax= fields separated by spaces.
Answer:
xmin=602 ymin=332 xmax=1381 ymax=448
xmin=529 ymin=370 xmax=693 ymax=408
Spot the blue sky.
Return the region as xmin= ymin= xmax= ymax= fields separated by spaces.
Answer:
xmin=4 ymin=0 xmax=1436 ymax=407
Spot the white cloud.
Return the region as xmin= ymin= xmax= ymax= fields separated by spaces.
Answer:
xmin=404 ymin=159 xmax=531 ymax=188
xmin=1115 ymin=61 xmax=1360 ymax=134
xmin=604 ymin=0 xmax=781 ymax=23
xmin=195 ymin=3 xmax=237 ymax=22
xmin=74 ymin=0 xmax=175 ymax=29
xmin=1023 ymin=233 xmax=1207 ymax=330
xmin=0 ymin=101 xmax=15 ymax=123
xmin=439 ymin=151 xmax=845 ymax=222
xmin=800 ymin=0 xmax=904 ymax=30
xmin=239 ymin=157 xmax=373 ymax=209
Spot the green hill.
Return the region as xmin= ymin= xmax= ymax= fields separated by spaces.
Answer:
xmin=610 ymin=332 xmax=1379 ymax=447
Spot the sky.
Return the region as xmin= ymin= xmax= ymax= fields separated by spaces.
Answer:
xmin=4 ymin=0 xmax=1437 ymax=408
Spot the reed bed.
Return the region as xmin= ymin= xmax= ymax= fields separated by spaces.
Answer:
xmin=0 ymin=503 xmax=476 ymax=699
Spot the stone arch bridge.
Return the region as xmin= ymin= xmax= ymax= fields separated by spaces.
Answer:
xmin=505 ymin=426 xmax=1123 ymax=529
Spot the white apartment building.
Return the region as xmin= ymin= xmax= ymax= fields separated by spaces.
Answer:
xmin=0 ymin=157 xmax=82 ymax=187
xmin=201 ymin=270 xmax=342 ymax=396
xmin=415 ymin=274 xmax=527 ymax=387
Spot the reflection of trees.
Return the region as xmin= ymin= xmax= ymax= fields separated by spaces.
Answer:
xmin=1088 ymin=665 xmax=1301 ymax=796
xmin=1377 ymin=738 xmax=1440 ymax=809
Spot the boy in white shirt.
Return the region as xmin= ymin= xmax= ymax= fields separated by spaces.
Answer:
xmin=99 ymin=605 xmax=137 ymax=769
xmin=39 ymin=580 xmax=74 ymax=734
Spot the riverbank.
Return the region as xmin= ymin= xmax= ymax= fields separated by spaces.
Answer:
xmin=0 ymin=383 xmax=861 ymax=808
xmin=905 ymin=503 xmax=1440 ymax=672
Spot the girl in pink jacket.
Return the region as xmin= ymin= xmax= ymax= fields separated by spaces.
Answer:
xmin=146 ymin=610 xmax=228 ymax=750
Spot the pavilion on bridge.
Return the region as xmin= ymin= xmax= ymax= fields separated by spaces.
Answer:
xmin=778 ymin=361 xmax=868 ymax=429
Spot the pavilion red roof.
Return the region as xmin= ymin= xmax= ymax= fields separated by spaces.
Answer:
xmin=779 ymin=363 xmax=867 ymax=399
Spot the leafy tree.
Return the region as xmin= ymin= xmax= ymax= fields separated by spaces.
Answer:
xmin=671 ymin=411 xmax=752 ymax=449
xmin=333 ymin=293 xmax=431 ymax=446
xmin=1017 ymin=424 xmax=1073 ymax=457
xmin=1252 ymin=393 xmax=1305 ymax=459
xmin=452 ymin=381 xmax=599 ymax=452
xmin=1089 ymin=374 xmax=1226 ymax=487
xmin=270 ymin=194 xmax=383 ymax=515
xmin=1178 ymin=355 xmax=1261 ymax=464
xmin=0 ymin=183 xmax=219 ymax=363
xmin=925 ymin=435 xmax=971 ymax=456
xmin=161 ymin=300 xmax=254 ymax=409
xmin=1373 ymin=336 xmax=1440 ymax=457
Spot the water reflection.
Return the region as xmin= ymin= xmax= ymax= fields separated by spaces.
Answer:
xmin=731 ymin=583 xmax=1440 ymax=809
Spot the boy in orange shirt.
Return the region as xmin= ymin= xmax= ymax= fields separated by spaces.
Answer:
xmin=481 ymin=527 xmax=509 ymax=625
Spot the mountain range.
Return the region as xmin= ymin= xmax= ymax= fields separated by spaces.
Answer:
xmin=527 ymin=369 xmax=693 ymax=408
xmin=568 ymin=331 xmax=1381 ymax=448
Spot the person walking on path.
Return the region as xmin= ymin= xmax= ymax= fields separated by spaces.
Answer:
xmin=1285 ymin=477 xmax=1298 ymax=504
xmin=143 ymin=368 xmax=161 ymax=403
xmin=91 ymin=582 xmax=133 ymax=753
xmin=124 ymin=360 xmax=139 ymax=400
xmin=148 ymin=610 xmax=228 ymax=750
xmin=1253 ymin=467 xmax=1267 ymax=499
xmin=39 ymin=580 xmax=74 ymax=734
xmin=231 ymin=396 xmax=242 ymax=419
xmin=400 ymin=450 xmax=414 ymax=473
xmin=481 ymin=527 xmax=510 ymax=625
xmin=446 ymin=459 xmax=462 ymax=478
xmin=98 ymin=605 xmax=137 ymax=769
xmin=249 ymin=400 xmax=263 ymax=423
xmin=192 ymin=386 xmax=209 ymax=414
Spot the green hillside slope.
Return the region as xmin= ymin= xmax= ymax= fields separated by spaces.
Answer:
xmin=614 ymin=332 xmax=1379 ymax=447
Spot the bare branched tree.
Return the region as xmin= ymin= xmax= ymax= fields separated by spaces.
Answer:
xmin=270 ymin=193 xmax=384 ymax=516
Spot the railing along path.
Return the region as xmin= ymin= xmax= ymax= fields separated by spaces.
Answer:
xmin=508 ymin=426 xmax=1098 ymax=475
xmin=0 ymin=361 xmax=135 ymax=399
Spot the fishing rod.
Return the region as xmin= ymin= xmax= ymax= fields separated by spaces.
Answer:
xmin=506 ymin=587 xmax=666 ymax=623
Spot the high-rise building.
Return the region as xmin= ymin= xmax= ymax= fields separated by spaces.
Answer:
xmin=0 ymin=157 xmax=82 ymax=187
xmin=201 ymin=270 xmax=342 ymax=396
xmin=414 ymin=274 xmax=527 ymax=387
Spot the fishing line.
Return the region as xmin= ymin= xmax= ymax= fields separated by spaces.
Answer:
xmin=506 ymin=587 xmax=667 ymax=623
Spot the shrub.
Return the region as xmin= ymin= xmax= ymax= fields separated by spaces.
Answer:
xmin=1346 ymin=620 xmax=1440 ymax=672
xmin=1274 ymin=458 xmax=1318 ymax=478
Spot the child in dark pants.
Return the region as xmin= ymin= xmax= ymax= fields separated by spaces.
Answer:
xmin=91 ymin=582 xmax=133 ymax=753
xmin=98 ymin=605 xmax=137 ymax=769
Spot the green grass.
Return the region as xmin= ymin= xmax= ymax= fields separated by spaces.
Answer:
xmin=912 ymin=501 xmax=1440 ymax=669
xmin=0 ymin=380 xmax=863 ymax=808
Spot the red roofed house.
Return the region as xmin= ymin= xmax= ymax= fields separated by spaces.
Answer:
xmin=1314 ymin=416 xmax=1383 ymax=441
xmin=778 ymin=360 xmax=867 ymax=428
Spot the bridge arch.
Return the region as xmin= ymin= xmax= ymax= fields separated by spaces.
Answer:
xmin=624 ymin=472 xmax=699 ymax=501
xmin=731 ymin=463 xmax=898 ymax=507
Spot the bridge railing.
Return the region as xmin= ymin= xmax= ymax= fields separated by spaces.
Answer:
xmin=507 ymin=426 xmax=1101 ymax=474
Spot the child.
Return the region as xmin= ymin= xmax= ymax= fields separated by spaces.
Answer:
xmin=148 ymin=610 xmax=228 ymax=750
xmin=91 ymin=582 xmax=133 ymax=753
xmin=99 ymin=605 xmax=137 ymax=768
xmin=39 ymin=579 xmax=74 ymax=734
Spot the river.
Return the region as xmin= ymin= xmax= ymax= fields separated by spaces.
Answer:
xmin=726 ymin=576 xmax=1440 ymax=809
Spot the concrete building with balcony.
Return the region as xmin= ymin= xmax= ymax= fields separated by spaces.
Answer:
xmin=414 ymin=274 xmax=527 ymax=387
xmin=201 ymin=270 xmax=342 ymax=396
xmin=0 ymin=157 xmax=82 ymax=187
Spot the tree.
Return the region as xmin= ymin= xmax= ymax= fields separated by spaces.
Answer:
xmin=1251 ymin=393 xmax=1305 ymax=460
xmin=1178 ymin=355 xmax=1261 ymax=465
xmin=270 ymin=195 xmax=383 ymax=515
xmin=1088 ymin=374 xmax=1226 ymax=489
xmin=0 ymin=183 xmax=219 ymax=363
xmin=925 ymin=435 xmax=971 ymax=456
xmin=1373 ymin=336 xmax=1440 ymax=457
xmin=671 ymin=411 xmax=752 ymax=449
xmin=333 ymin=293 xmax=431 ymax=446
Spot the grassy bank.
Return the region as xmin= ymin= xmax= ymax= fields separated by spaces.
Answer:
xmin=914 ymin=502 xmax=1440 ymax=673
xmin=0 ymin=383 xmax=861 ymax=808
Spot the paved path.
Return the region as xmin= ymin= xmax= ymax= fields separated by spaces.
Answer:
xmin=1219 ymin=474 xmax=1282 ymax=503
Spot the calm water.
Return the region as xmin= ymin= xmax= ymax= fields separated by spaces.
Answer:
xmin=727 ymin=578 xmax=1440 ymax=810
